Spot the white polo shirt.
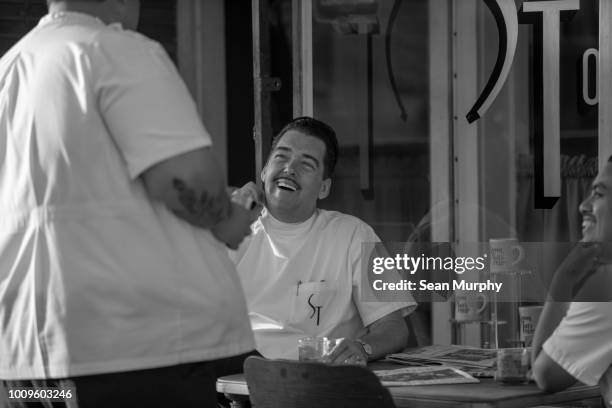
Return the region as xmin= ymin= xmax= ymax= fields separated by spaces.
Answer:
xmin=543 ymin=301 xmax=612 ymax=408
xmin=232 ymin=209 xmax=416 ymax=359
xmin=0 ymin=12 xmax=254 ymax=379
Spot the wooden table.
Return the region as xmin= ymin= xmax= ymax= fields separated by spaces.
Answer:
xmin=387 ymin=379 xmax=601 ymax=408
xmin=216 ymin=365 xmax=602 ymax=408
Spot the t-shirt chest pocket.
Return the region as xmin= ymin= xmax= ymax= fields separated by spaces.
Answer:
xmin=289 ymin=280 xmax=339 ymax=331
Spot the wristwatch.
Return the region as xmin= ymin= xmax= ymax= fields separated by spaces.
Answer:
xmin=356 ymin=339 xmax=373 ymax=358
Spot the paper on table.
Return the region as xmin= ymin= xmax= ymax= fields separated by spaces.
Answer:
xmin=374 ymin=365 xmax=479 ymax=386
xmin=388 ymin=345 xmax=497 ymax=368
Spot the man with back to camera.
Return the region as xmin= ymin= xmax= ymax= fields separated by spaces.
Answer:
xmin=231 ymin=116 xmax=417 ymax=365
xmin=532 ymin=155 xmax=612 ymax=407
xmin=0 ymin=0 xmax=259 ymax=406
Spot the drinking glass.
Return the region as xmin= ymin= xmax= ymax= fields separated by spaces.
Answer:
xmin=495 ymin=348 xmax=530 ymax=384
xmin=297 ymin=337 xmax=330 ymax=362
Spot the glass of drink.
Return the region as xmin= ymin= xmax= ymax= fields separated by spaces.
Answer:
xmin=495 ymin=348 xmax=530 ymax=384
xmin=297 ymin=337 xmax=330 ymax=362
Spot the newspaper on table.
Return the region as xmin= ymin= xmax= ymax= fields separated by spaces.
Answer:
xmin=373 ymin=365 xmax=479 ymax=386
xmin=387 ymin=345 xmax=497 ymax=369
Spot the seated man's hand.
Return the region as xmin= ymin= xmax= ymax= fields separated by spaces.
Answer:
xmin=212 ymin=202 xmax=256 ymax=249
xmin=325 ymin=338 xmax=368 ymax=366
xmin=229 ymin=182 xmax=264 ymax=213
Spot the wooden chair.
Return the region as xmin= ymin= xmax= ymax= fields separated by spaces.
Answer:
xmin=243 ymin=356 xmax=397 ymax=408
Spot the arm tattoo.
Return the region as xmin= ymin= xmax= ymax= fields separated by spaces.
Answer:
xmin=171 ymin=178 xmax=231 ymax=227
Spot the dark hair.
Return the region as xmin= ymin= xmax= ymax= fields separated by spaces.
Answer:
xmin=609 ymin=155 xmax=612 ymax=163
xmin=271 ymin=116 xmax=339 ymax=179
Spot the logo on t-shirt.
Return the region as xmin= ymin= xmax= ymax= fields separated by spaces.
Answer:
xmin=308 ymin=294 xmax=323 ymax=326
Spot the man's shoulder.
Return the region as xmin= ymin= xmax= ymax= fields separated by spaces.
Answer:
xmin=573 ymin=263 xmax=612 ymax=302
xmin=565 ymin=301 xmax=612 ymax=321
xmin=86 ymin=27 xmax=176 ymax=80
xmin=317 ymin=209 xmax=368 ymax=225
xmin=93 ymin=26 xmax=163 ymax=53
xmin=316 ymin=209 xmax=377 ymax=237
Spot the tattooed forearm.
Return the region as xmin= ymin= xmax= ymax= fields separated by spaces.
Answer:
xmin=171 ymin=178 xmax=231 ymax=228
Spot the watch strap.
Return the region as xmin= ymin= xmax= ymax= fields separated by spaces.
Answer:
xmin=356 ymin=339 xmax=373 ymax=357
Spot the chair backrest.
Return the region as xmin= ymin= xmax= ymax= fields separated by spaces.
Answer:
xmin=244 ymin=356 xmax=397 ymax=408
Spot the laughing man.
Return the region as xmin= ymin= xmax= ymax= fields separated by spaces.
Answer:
xmin=532 ymin=156 xmax=612 ymax=407
xmin=232 ymin=117 xmax=417 ymax=365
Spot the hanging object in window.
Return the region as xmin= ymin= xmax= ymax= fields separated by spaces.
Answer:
xmin=385 ymin=0 xmax=407 ymax=122
xmin=313 ymin=0 xmax=380 ymax=200
xmin=314 ymin=0 xmax=380 ymax=198
xmin=466 ymin=0 xmax=518 ymax=124
xmin=314 ymin=0 xmax=379 ymax=35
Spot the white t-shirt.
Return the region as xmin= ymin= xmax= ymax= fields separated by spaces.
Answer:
xmin=0 ymin=12 xmax=254 ymax=379
xmin=543 ymin=302 xmax=612 ymax=408
xmin=232 ymin=208 xmax=416 ymax=359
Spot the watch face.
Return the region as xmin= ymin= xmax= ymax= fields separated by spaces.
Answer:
xmin=358 ymin=340 xmax=372 ymax=356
